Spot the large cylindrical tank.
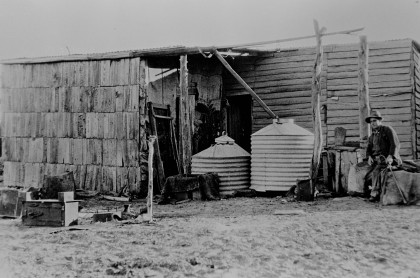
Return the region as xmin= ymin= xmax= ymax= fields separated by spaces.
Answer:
xmin=191 ymin=134 xmax=251 ymax=196
xmin=250 ymin=119 xmax=314 ymax=192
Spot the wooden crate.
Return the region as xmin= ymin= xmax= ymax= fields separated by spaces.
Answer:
xmin=0 ymin=188 xmax=32 ymax=218
xmin=22 ymin=200 xmax=79 ymax=227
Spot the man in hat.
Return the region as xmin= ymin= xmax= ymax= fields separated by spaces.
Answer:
xmin=364 ymin=110 xmax=401 ymax=202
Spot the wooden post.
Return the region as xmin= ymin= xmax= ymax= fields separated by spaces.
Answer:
xmin=358 ymin=35 xmax=370 ymax=155
xmin=213 ymin=50 xmax=277 ymax=119
xmin=334 ymin=151 xmax=341 ymax=193
xmin=147 ymin=102 xmax=165 ymax=192
xmin=147 ymin=136 xmax=156 ymax=222
xmin=310 ymin=20 xmax=324 ymax=198
xmin=139 ymin=58 xmax=148 ymax=193
xmin=179 ymin=55 xmax=191 ymax=175
xmin=409 ymin=42 xmax=417 ymax=159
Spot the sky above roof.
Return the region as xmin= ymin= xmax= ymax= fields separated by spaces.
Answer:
xmin=0 ymin=0 xmax=419 ymax=60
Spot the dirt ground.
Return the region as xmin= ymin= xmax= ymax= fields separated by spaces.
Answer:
xmin=1 ymin=195 xmax=420 ymax=278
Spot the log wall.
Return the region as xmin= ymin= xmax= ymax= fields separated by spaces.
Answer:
xmin=225 ymin=39 xmax=416 ymax=159
xmin=0 ymin=58 xmax=147 ymax=193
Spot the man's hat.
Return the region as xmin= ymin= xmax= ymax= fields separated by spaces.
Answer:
xmin=365 ymin=110 xmax=383 ymax=123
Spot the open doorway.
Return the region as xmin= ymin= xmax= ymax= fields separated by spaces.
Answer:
xmin=227 ymin=95 xmax=252 ymax=152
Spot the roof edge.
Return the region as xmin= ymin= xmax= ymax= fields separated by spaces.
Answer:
xmin=0 ymin=46 xmax=272 ymax=65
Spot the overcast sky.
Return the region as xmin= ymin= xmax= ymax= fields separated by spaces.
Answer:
xmin=0 ymin=0 xmax=419 ymax=60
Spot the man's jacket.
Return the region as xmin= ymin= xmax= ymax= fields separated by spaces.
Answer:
xmin=366 ymin=125 xmax=401 ymax=160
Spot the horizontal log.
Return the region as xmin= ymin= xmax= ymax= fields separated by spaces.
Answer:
xmin=324 ymin=39 xmax=412 ymax=53
xmin=328 ymin=94 xmax=411 ymax=104
xmin=327 ymin=74 xmax=410 ymax=87
xmin=326 ymin=47 xmax=411 ymax=60
xmin=327 ymin=101 xmax=411 ymax=112
xmin=226 ymin=75 xmax=317 ymax=89
xmin=225 ymin=70 xmax=314 ymax=84
xmin=327 ymin=61 xmax=410 ymax=73
xmin=273 ymin=48 xmax=317 ymax=58
xmin=327 ymin=127 xmax=412 ymax=138
xmin=328 ymin=80 xmax=411 ymax=91
xmin=326 ymin=68 xmax=410 ymax=80
xmin=233 ymin=65 xmax=315 ymax=76
xmin=326 ymin=114 xmax=412 ymax=125
xmin=327 ymin=53 xmax=411 ymax=67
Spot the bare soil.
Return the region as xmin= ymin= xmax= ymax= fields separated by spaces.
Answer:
xmin=1 ymin=196 xmax=420 ymax=278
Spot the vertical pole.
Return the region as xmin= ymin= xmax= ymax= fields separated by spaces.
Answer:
xmin=358 ymin=36 xmax=370 ymax=155
xmin=179 ymin=55 xmax=191 ymax=174
xmin=147 ymin=136 xmax=156 ymax=222
xmin=310 ymin=20 xmax=324 ymax=198
xmin=139 ymin=58 xmax=148 ymax=193
xmin=409 ymin=43 xmax=417 ymax=159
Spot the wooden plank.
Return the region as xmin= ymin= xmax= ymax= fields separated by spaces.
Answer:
xmin=309 ymin=20 xmax=324 ymax=197
xmin=179 ymin=55 xmax=190 ymax=174
xmin=116 ymin=140 xmax=127 ymax=167
xmin=334 ymin=151 xmax=341 ymax=193
xmin=115 ymin=86 xmax=125 ymax=112
xmin=72 ymin=139 xmax=84 ymax=165
xmin=72 ymin=113 xmax=86 ymax=138
xmin=129 ymin=85 xmax=140 ymax=111
xmin=100 ymin=60 xmax=111 ymax=86
xmin=410 ymin=46 xmax=417 ymax=159
xmin=358 ymin=36 xmax=370 ymax=144
xmin=327 ymin=74 xmax=410 ymax=86
xmin=231 ymin=65 xmax=315 ymax=77
xmin=85 ymin=113 xmax=97 ymax=138
xmin=225 ymin=70 xmax=313 ymax=83
xmin=116 ymin=167 xmax=129 ymax=195
xmin=116 ymin=112 xmax=125 ymax=140
xmin=87 ymin=61 xmax=100 ymax=86
xmin=46 ymin=138 xmax=58 ymax=164
xmin=29 ymin=138 xmax=44 ymax=163
xmin=84 ymin=165 xmax=101 ymax=191
xmin=103 ymin=139 xmax=117 ymax=166
xmin=328 ymin=53 xmax=410 ymax=67
xmin=102 ymin=87 xmax=116 ymax=112
xmin=127 ymin=140 xmax=139 ymax=167
xmin=129 ymin=58 xmax=140 ymax=85
xmin=102 ymin=166 xmax=117 ymax=193
xmin=57 ymin=138 xmax=71 ymax=164
xmin=148 ymin=102 xmax=165 ymax=191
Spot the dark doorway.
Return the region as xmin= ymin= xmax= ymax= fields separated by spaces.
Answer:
xmin=227 ymin=95 xmax=252 ymax=152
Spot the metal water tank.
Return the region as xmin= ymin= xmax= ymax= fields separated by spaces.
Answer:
xmin=191 ymin=133 xmax=251 ymax=196
xmin=250 ymin=119 xmax=314 ymax=192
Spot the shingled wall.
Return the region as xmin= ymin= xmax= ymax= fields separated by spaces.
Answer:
xmin=0 ymin=58 xmax=147 ymax=193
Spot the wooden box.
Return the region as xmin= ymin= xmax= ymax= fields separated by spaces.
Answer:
xmin=0 ymin=188 xmax=32 ymax=218
xmin=22 ymin=200 xmax=79 ymax=227
xmin=0 ymin=188 xmax=19 ymax=217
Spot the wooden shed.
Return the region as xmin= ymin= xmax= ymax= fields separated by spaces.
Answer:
xmin=224 ymin=39 xmax=420 ymax=160
xmin=0 ymin=47 xmax=252 ymax=194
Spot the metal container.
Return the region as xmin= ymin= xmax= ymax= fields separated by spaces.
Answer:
xmin=250 ymin=119 xmax=314 ymax=192
xmin=191 ymin=133 xmax=251 ymax=196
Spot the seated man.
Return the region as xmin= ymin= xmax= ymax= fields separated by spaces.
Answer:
xmin=364 ymin=110 xmax=402 ymax=202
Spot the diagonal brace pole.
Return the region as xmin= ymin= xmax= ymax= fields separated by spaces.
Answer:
xmin=213 ymin=50 xmax=277 ymax=119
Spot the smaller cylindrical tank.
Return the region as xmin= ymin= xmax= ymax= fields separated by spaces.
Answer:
xmin=191 ymin=133 xmax=251 ymax=196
